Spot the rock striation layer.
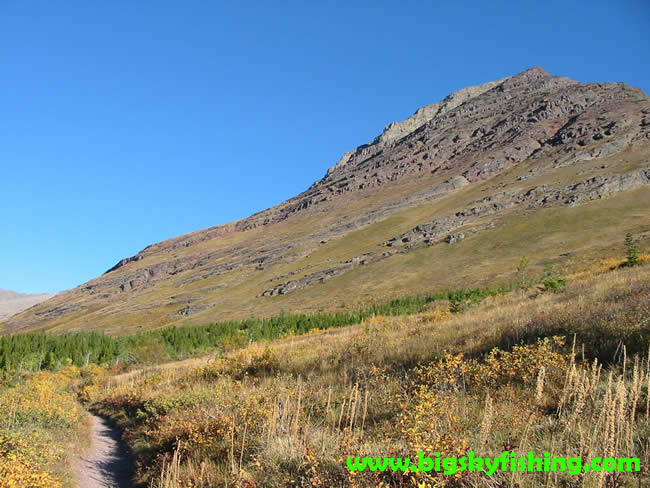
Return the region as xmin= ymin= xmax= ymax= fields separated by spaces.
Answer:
xmin=5 ymin=67 xmax=649 ymax=332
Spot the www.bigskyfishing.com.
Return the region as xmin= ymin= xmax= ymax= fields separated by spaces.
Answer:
xmin=346 ymin=451 xmax=641 ymax=475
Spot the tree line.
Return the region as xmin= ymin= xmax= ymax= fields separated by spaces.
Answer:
xmin=0 ymin=286 xmax=506 ymax=372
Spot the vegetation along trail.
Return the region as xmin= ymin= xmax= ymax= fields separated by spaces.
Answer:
xmin=75 ymin=414 xmax=134 ymax=488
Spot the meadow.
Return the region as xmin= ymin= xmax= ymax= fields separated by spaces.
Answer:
xmin=79 ymin=256 xmax=650 ymax=487
xmin=1 ymin=252 xmax=648 ymax=487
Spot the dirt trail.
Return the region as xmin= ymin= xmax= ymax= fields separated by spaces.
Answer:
xmin=76 ymin=414 xmax=134 ymax=488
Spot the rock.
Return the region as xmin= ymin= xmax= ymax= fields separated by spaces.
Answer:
xmin=445 ymin=233 xmax=465 ymax=244
xmin=176 ymin=304 xmax=210 ymax=317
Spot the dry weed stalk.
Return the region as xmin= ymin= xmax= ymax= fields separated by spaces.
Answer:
xmin=535 ymin=365 xmax=546 ymax=404
xmin=478 ymin=394 xmax=493 ymax=448
xmin=156 ymin=441 xmax=182 ymax=488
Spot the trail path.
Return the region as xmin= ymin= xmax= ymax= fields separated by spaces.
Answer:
xmin=76 ymin=414 xmax=134 ymax=488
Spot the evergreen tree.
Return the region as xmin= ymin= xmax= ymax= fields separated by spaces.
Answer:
xmin=623 ymin=232 xmax=639 ymax=267
xmin=516 ymin=256 xmax=529 ymax=288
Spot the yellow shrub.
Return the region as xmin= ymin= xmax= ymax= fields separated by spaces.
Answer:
xmin=0 ymin=369 xmax=84 ymax=488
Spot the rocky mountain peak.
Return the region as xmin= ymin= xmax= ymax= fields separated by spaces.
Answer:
xmin=6 ymin=66 xmax=648 ymax=333
xmin=327 ymin=72 xmax=516 ymax=176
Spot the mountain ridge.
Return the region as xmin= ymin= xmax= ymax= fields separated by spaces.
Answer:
xmin=327 ymin=72 xmax=515 ymax=176
xmin=102 ymin=67 xmax=647 ymax=263
xmin=5 ymin=67 xmax=649 ymax=334
xmin=0 ymin=289 xmax=54 ymax=321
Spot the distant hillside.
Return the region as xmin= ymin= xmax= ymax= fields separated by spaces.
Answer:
xmin=0 ymin=289 xmax=54 ymax=321
xmin=6 ymin=66 xmax=650 ymax=334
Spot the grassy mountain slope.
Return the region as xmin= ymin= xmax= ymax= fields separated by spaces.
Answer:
xmin=4 ymin=67 xmax=649 ymax=334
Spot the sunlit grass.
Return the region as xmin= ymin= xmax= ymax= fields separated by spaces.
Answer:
xmin=86 ymin=260 xmax=650 ymax=487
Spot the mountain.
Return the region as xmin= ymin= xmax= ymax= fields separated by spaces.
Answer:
xmin=5 ymin=67 xmax=649 ymax=334
xmin=0 ymin=289 xmax=54 ymax=322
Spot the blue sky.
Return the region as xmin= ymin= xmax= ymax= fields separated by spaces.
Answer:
xmin=1 ymin=1 xmax=648 ymax=294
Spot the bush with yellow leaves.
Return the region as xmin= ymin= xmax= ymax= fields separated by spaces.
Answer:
xmin=397 ymin=338 xmax=569 ymax=487
xmin=0 ymin=367 xmax=86 ymax=488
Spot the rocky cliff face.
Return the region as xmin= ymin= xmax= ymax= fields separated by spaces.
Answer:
xmin=328 ymin=75 xmax=511 ymax=175
xmin=6 ymin=67 xmax=649 ymax=333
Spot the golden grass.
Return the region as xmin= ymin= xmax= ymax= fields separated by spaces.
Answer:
xmin=84 ymin=261 xmax=650 ymax=487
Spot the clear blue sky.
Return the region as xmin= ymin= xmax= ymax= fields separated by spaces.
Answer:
xmin=1 ymin=1 xmax=648 ymax=294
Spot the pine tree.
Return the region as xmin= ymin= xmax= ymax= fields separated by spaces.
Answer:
xmin=623 ymin=232 xmax=639 ymax=267
xmin=516 ymin=256 xmax=529 ymax=289
xmin=42 ymin=351 xmax=56 ymax=370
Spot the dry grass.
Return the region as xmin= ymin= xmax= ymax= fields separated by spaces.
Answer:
xmin=82 ymin=260 xmax=650 ymax=487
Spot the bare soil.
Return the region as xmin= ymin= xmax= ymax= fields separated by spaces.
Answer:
xmin=75 ymin=414 xmax=134 ymax=488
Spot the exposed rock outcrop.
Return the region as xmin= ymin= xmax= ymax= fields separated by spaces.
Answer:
xmin=7 ymin=67 xmax=649 ymax=332
xmin=260 ymin=167 xmax=649 ymax=296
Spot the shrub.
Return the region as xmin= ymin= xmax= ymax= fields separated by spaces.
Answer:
xmin=516 ymin=256 xmax=529 ymax=289
xmin=622 ymin=232 xmax=640 ymax=267
xmin=538 ymin=261 xmax=567 ymax=292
